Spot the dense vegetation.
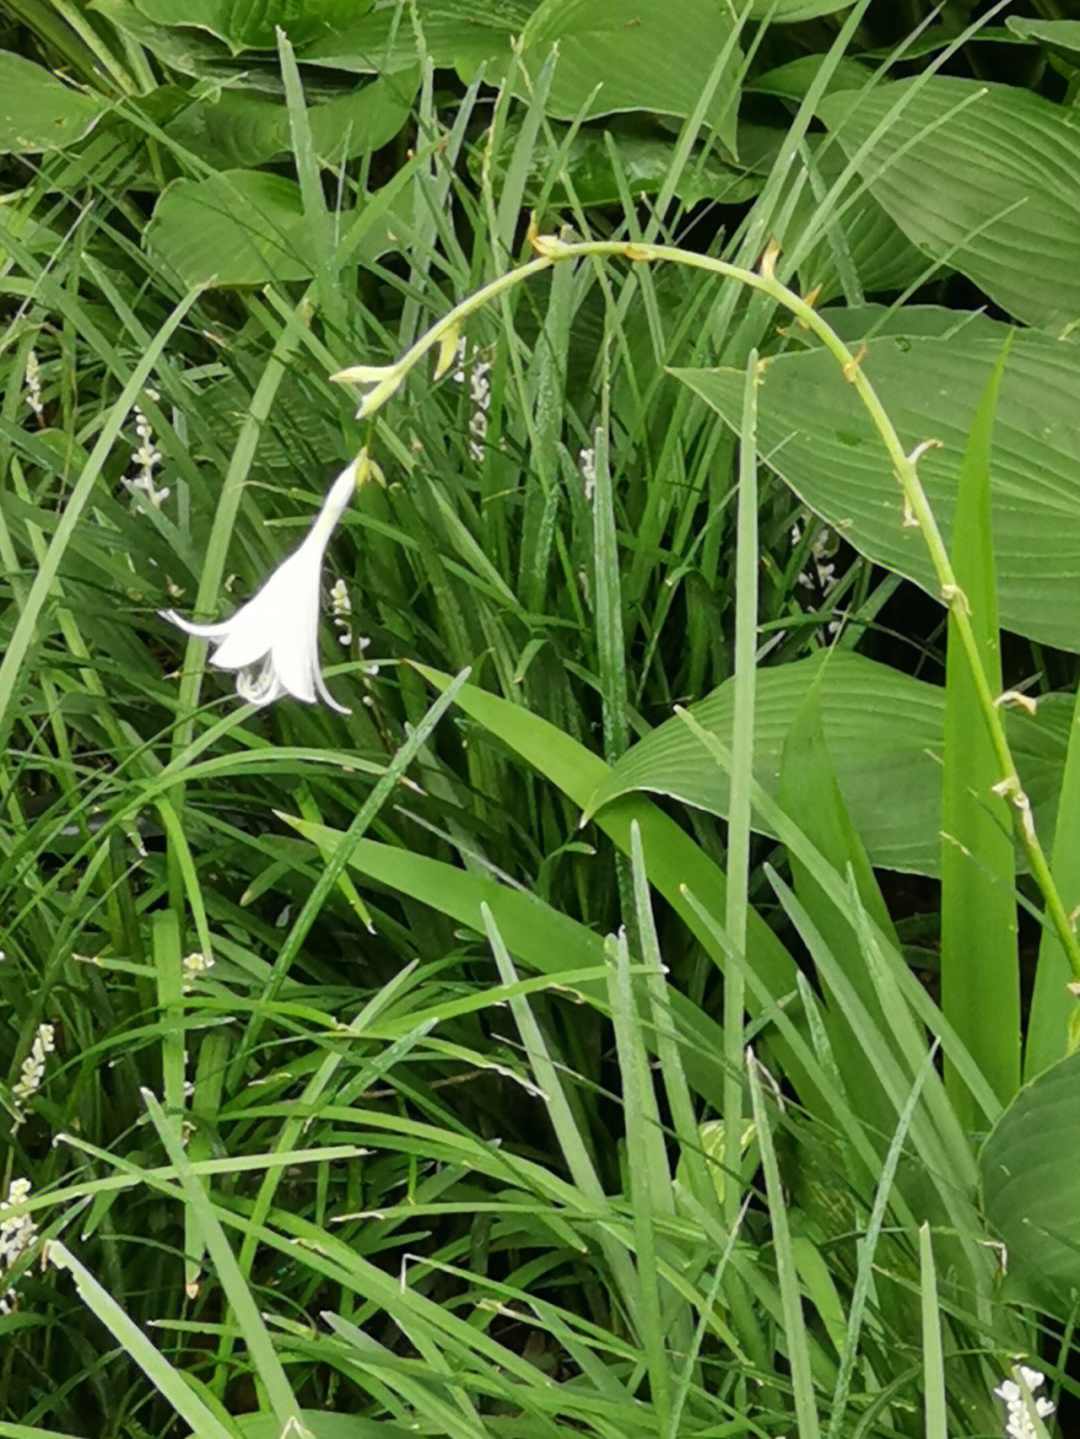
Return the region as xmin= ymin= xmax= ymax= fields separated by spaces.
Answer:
xmin=3 ymin=1 xmax=1080 ymax=1435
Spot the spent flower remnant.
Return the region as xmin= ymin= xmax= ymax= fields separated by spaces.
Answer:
xmin=162 ymin=456 xmax=365 ymax=712
xmin=25 ymin=350 xmax=44 ymax=420
xmin=0 ymin=1178 xmax=36 ymax=1315
xmin=994 ymin=1366 xmax=1055 ymax=1439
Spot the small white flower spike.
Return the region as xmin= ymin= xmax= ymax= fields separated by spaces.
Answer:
xmin=162 ymin=458 xmax=361 ymax=713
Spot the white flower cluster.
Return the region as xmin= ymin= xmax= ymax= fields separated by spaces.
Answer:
xmin=330 ymin=577 xmax=353 ymax=646
xmin=994 ymin=1366 xmax=1055 ymax=1439
xmin=25 ymin=350 xmax=44 ymax=420
xmin=0 ymin=1178 xmax=37 ymax=1315
xmin=451 ymin=340 xmax=491 ymax=462
xmin=181 ymin=950 xmax=215 ymax=990
xmin=126 ymin=388 xmax=169 ymax=511
xmin=579 ymin=447 xmax=596 ymax=504
xmin=791 ymin=517 xmax=837 ymax=594
xmin=12 ymin=1022 xmax=56 ymax=1105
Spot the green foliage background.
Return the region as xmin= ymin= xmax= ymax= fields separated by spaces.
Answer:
xmin=2 ymin=1 xmax=1080 ymax=1436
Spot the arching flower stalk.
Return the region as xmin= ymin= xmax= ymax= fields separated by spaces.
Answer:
xmin=162 ymin=455 xmax=367 ymax=713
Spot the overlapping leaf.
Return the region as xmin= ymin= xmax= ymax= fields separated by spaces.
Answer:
xmin=585 ymin=651 xmax=1069 ymax=877
xmin=674 ymin=321 xmax=1080 ymax=652
xmin=0 ymin=52 xmax=108 ymax=153
xmin=981 ymin=1050 xmax=1080 ymax=1309
xmin=516 ymin=0 xmax=741 ymax=148
xmin=817 ymin=77 xmax=1080 ymax=329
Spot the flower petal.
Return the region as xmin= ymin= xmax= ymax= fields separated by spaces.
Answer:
xmin=159 ymin=608 xmax=235 ymax=642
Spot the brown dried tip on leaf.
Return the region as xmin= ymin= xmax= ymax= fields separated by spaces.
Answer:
xmin=939 ymin=582 xmax=971 ymax=613
xmin=995 ymin=689 xmax=1038 ymax=716
xmin=794 ymin=284 xmax=822 ymax=328
xmin=842 ymin=342 xmax=868 ymax=382
xmin=906 ymin=438 xmax=944 ymax=467
xmin=758 ymin=237 xmax=781 ymax=279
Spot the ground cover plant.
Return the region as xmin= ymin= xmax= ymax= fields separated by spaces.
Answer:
xmin=5 ymin=0 xmax=1080 ymax=1435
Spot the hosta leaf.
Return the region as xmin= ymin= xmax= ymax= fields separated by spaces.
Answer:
xmin=163 ymin=70 xmax=417 ymax=167
xmin=747 ymin=0 xmax=854 ymax=16
xmin=584 ymin=651 xmax=1069 ymax=878
xmin=981 ymin=1050 xmax=1080 ymax=1308
xmin=131 ymin=0 xmax=366 ymax=52
xmin=817 ymin=77 xmax=1080 ymax=330
xmin=673 ymin=322 xmax=1080 ymax=652
xmin=145 ymin=170 xmax=404 ymax=286
xmin=515 ymin=0 xmax=741 ymax=148
xmin=1006 ymin=16 xmax=1080 ymax=64
xmin=788 ymin=135 xmax=930 ymax=304
xmin=302 ymin=0 xmax=533 ymax=74
xmin=480 ymin=115 xmax=759 ymax=209
xmin=0 ymin=52 xmax=107 ymax=153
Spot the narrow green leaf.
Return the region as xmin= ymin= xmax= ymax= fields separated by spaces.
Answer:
xmin=43 ymin=1243 xmax=240 ymax=1439
xmin=941 ymin=335 xmax=1019 ymax=1125
xmin=920 ymin=1224 xmax=947 ymax=1439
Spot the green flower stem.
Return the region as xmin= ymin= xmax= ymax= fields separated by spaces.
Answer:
xmin=340 ymin=233 xmax=1080 ymax=988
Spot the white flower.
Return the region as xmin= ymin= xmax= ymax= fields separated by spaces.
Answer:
xmin=162 ymin=458 xmax=360 ymax=713
xmin=0 ymin=1178 xmax=36 ymax=1315
xmin=995 ymin=1365 xmax=1055 ymax=1439
xmin=13 ymin=1023 xmax=56 ymax=1105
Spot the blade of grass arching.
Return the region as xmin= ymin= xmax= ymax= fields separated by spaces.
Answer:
xmin=592 ymin=388 xmax=629 ymax=769
xmin=776 ymin=673 xmax=904 ymax=1148
xmin=674 ymin=704 xmax=1004 ymax=1131
xmin=628 ymin=821 xmax=718 ymax=1221
xmin=724 ymin=349 xmax=759 ymax=1224
xmin=919 ymin=1223 xmax=947 ymax=1439
xmin=480 ymin=904 xmax=641 ymax=1327
xmin=412 ymin=664 xmax=808 ymax=1067
xmin=827 ymin=1043 xmax=939 ymax=1439
xmin=277 ymin=29 xmax=342 ymax=335
xmin=232 ymin=667 xmax=471 ymax=1083
xmin=606 ymin=929 xmax=676 ymax=1426
xmin=214 ymin=965 xmax=422 ymax=1383
xmin=44 ymin=1242 xmax=242 ymax=1439
xmin=747 ymin=1053 xmax=822 ymax=1439
xmin=0 ymin=285 xmax=203 ymax=749
xmin=150 ymin=907 xmax=189 ymax=1274
xmin=1027 ymin=689 xmax=1080 ymax=1077
xmin=679 ymin=883 xmax=915 ymax=1227
xmin=140 ymin=1090 xmax=304 ymax=1432
xmin=184 ymin=1028 xmax=232 ymax=1296
xmin=941 ymin=335 xmax=1019 ymax=1127
xmin=767 ymin=868 xmax=997 ymax=1318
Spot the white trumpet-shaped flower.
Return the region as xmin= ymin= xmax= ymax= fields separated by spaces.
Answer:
xmin=162 ymin=458 xmax=360 ymax=713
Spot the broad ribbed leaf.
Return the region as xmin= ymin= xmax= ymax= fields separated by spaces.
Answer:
xmin=749 ymin=0 xmax=853 ymax=15
xmin=0 ymin=52 xmax=107 ymax=153
xmin=673 ymin=322 xmax=1080 ymax=652
xmin=132 ymin=0 xmax=364 ymax=51
xmin=517 ymin=0 xmax=741 ymax=148
xmin=584 ymin=651 xmax=1070 ymax=877
xmin=981 ymin=1050 xmax=1080 ymax=1308
xmin=817 ymin=77 xmax=1080 ymax=329
xmin=302 ymin=0 xmax=532 ymax=74
xmin=145 ymin=171 xmax=404 ymax=286
xmin=163 ymin=71 xmax=417 ymax=167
